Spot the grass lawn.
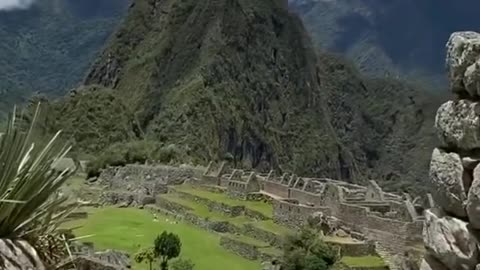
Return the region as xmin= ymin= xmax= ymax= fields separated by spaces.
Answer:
xmin=65 ymin=207 xmax=261 ymax=270
xmin=161 ymin=194 xmax=252 ymax=225
xmin=254 ymin=220 xmax=291 ymax=236
xmin=173 ymin=185 xmax=273 ymax=218
xmin=341 ymin=256 xmax=386 ymax=267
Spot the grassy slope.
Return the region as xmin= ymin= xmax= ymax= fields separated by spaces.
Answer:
xmin=173 ymin=185 xmax=273 ymax=218
xmin=67 ymin=207 xmax=261 ymax=270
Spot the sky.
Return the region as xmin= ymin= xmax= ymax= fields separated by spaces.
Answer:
xmin=0 ymin=0 xmax=35 ymax=10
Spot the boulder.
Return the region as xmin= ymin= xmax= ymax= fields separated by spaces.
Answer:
xmin=446 ymin=31 xmax=480 ymax=95
xmin=464 ymin=60 xmax=480 ymax=97
xmin=423 ymin=209 xmax=478 ymax=270
xmin=419 ymin=254 xmax=449 ymax=270
xmin=429 ymin=148 xmax=467 ymax=217
xmin=435 ymin=100 xmax=480 ymax=150
xmin=467 ymin=164 xmax=480 ymax=229
xmin=0 ymin=239 xmax=45 ymax=270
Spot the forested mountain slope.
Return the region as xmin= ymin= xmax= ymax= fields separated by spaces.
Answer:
xmin=44 ymin=0 xmax=442 ymax=194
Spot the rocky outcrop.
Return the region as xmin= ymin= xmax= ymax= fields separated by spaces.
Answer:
xmin=429 ymin=149 xmax=467 ymax=216
xmin=423 ymin=31 xmax=480 ymax=270
xmin=423 ymin=210 xmax=477 ymax=270
xmin=435 ymin=100 xmax=480 ymax=150
xmin=0 ymin=239 xmax=45 ymax=270
xmin=446 ymin=31 xmax=480 ymax=96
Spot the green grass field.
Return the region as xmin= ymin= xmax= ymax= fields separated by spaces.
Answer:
xmin=341 ymin=256 xmax=387 ymax=268
xmin=173 ymin=185 xmax=273 ymax=217
xmin=66 ymin=207 xmax=261 ymax=270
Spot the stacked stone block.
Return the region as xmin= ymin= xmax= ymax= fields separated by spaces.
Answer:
xmin=422 ymin=31 xmax=480 ymax=270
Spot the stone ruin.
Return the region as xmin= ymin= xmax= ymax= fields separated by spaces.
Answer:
xmin=200 ymin=166 xmax=426 ymax=268
xmin=97 ymin=163 xmax=202 ymax=206
xmin=421 ymin=31 xmax=480 ymax=270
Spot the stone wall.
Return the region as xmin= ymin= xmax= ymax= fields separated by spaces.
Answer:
xmin=151 ymin=200 xmax=239 ymax=233
xmin=100 ymin=164 xmax=197 ymax=187
xmin=100 ymin=191 xmax=155 ymax=207
xmin=227 ymin=180 xmax=249 ymax=199
xmin=419 ymin=31 xmax=480 ymax=270
xmin=242 ymin=224 xmax=283 ymax=248
xmin=272 ymin=200 xmax=331 ymax=228
xmin=263 ymin=181 xmax=290 ymax=198
xmin=220 ymin=236 xmax=260 ymax=260
xmin=171 ymin=189 xmax=270 ymax=219
xmin=327 ymin=241 xmax=376 ymax=257
xmin=289 ymin=189 xmax=322 ymax=206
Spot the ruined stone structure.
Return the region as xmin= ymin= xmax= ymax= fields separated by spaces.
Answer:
xmin=224 ymin=169 xmax=261 ymax=199
xmin=98 ymin=163 xmax=202 ymax=206
xmin=201 ymin=166 xmax=425 ymax=268
xmin=420 ymin=31 xmax=480 ymax=270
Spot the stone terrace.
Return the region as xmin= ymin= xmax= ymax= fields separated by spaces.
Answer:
xmin=200 ymin=164 xmax=425 ymax=269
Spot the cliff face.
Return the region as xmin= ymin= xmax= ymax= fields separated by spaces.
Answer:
xmin=52 ymin=0 xmax=438 ymax=193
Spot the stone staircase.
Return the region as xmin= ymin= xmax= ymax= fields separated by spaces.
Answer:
xmin=375 ymin=243 xmax=401 ymax=270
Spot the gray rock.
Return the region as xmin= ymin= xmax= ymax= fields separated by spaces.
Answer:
xmin=463 ymin=157 xmax=480 ymax=170
xmin=446 ymin=31 xmax=480 ymax=95
xmin=467 ymin=164 xmax=480 ymax=229
xmin=0 ymin=239 xmax=45 ymax=270
xmin=429 ymin=148 xmax=467 ymax=217
xmin=464 ymin=60 xmax=480 ymax=97
xmin=419 ymin=254 xmax=448 ymax=270
xmin=423 ymin=209 xmax=478 ymax=270
xmin=435 ymin=100 xmax=480 ymax=151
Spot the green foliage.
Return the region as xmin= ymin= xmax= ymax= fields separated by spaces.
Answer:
xmin=283 ymin=227 xmax=339 ymax=270
xmin=0 ymin=104 xmax=78 ymax=268
xmin=154 ymin=231 xmax=182 ymax=270
xmin=135 ymin=247 xmax=157 ymax=270
xmin=171 ymin=258 xmax=195 ymax=270
xmin=0 ymin=105 xmax=75 ymax=238
xmin=85 ymin=140 xmax=187 ymax=178
xmin=0 ymin=0 xmax=128 ymax=116
xmin=51 ymin=0 xmax=441 ymax=194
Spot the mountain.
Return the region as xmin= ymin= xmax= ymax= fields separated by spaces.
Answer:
xmin=0 ymin=0 xmax=129 ymax=118
xmin=43 ymin=0 xmax=441 ymax=194
xmin=289 ymin=0 xmax=480 ymax=90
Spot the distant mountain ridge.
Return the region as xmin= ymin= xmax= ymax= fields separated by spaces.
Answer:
xmin=0 ymin=0 xmax=129 ymax=118
xmin=289 ymin=0 xmax=480 ymax=90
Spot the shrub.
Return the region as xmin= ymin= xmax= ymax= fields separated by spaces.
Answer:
xmin=86 ymin=139 xmax=163 ymax=177
xmin=171 ymin=258 xmax=195 ymax=270
xmin=0 ymin=105 xmax=76 ymax=266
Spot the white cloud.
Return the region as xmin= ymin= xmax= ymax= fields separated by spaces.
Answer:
xmin=0 ymin=0 xmax=35 ymax=11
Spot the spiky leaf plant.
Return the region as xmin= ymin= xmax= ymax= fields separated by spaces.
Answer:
xmin=0 ymin=104 xmax=77 ymax=266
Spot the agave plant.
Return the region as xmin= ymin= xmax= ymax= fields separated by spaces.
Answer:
xmin=0 ymin=104 xmax=75 ymax=239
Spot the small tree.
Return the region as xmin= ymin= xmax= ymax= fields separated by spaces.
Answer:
xmin=134 ymin=247 xmax=156 ymax=270
xmin=154 ymin=231 xmax=182 ymax=270
xmin=283 ymin=227 xmax=339 ymax=270
xmin=171 ymin=258 xmax=195 ymax=270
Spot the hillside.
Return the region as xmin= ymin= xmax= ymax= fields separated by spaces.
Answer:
xmin=47 ymin=0 xmax=440 ymax=194
xmin=0 ymin=0 xmax=129 ymax=118
xmin=289 ymin=0 xmax=480 ymax=90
